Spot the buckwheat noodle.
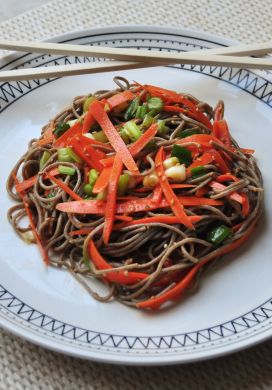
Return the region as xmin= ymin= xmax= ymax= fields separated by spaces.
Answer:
xmin=6 ymin=77 xmax=264 ymax=308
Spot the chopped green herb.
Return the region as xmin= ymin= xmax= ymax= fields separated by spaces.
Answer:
xmin=83 ymin=96 xmax=96 ymax=113
xmin=191 ymin=165 xmax=207 ymax=179
xmin=135 ymin=104 xmax=148 ymax=119
xmin=124 ymin=97 xmax=140 ymax=121
xmin=39 ymin=151 xmax=51 ymax=170
xmin=142 ymin=114 xmax=154 ymax=129
xmin=89 ymin=169 xmax=98 ymax=186
xmin=58 ymin=165 xmax=76 ymax=176
xmin=83 ymin=183 xmax=94 ymax=195
xmin=207 ymin=225 xmax=231 ymax=245
xmin=179 ymin=128 xmax=201 ymax=138
xmin=147 ymin=97 xmax=163 ymax=113
xmin=118 ymin=173 xmax=130 ymax=196
xmin=171 ymin=145 xmax=192 ymax=167
xmin=92 ymin=130 xmax=108 ymax=143
xmin=53 ymin=122 xmax=70 ymax=138
xmin=124 ymin=121 xmax=142 ymax=142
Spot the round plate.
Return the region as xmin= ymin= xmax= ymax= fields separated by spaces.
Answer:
xmin=0 ymin=26 xmax=272 ymax=365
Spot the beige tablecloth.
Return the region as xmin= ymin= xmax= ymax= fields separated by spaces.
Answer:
xmin=1 ymin=0 xmax=272 ymax=388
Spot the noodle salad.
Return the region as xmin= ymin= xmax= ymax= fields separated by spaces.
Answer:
xmin=7 ymin=77 xmax=264 ymax=309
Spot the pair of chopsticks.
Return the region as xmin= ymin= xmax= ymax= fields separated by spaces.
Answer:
xmin=0 ymin=40 xmax=271 ymax=81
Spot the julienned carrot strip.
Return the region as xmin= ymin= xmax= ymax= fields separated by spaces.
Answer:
xmin=89 ymin=101 xmax=139 ymax=174
xmin=209 ymin=181 xmax=250 ymax=216
xmin=69 ymin=228 xmax=93 ymax=236
xmin=195 ymin=186 xmax=209 ymax=197
xmin=54 ymin=121 xmax=83 ymax=148
xmin=35 ymin=122 xmax=54 ymax=146
xmin=103 ymin=156 xmax=123 ymax=244
xmin=56 ymin=196 xmax=224 ymax=215
xmin=70 ymin=138 xmax=104 ymax=172
xmin=155 ymin=147 xmax=194 ymax=229
xmin=92 ymin=166 xmax=112 ymax=194
xmin=12 ymin=173 xmax=49 ymax=266
xmin=115 ymin=215 xmax=133 ymax=222
xmin=107 ymin=90 xmax=134 ymax=109
xmin=113 ymin=215 xmax=202 ymax=230
xmin=75 ymin=134 xmax=113 ymax=150
xmin=217 ymin=174 xmax=239 ymax=183
xmin=82 ymin=110 xmax=95 ymax=133
xmin=89 ymin=240 xmax=148 ymax=284
xmin=137 ymin=221 xmax=257 ymax=309
xmin=177 ymin=134 xmax=225 ymax=149
xmin=240 ymin=193 xmax=250 ymax=217
xmin=170 ymin=184 xmax=196 ymax=189
xmin=151 ymin=186 xmax=163 ymax=204
xmin=163 ymin=105 xmax=212 ymax=130
xmin=213 ymin=119 xmax=231 ymax=148
xmin=15 ymin=168 xmax=60 ymax=193
xmin=46 ymin=173 xmax=82 ymax=201
xmin=101 ymin=123 xmax=158 ymax=167
xmin=209 ymin=149 xmax=230 ymax=173
xmin=186 ymin=152 xmax=214 ymax=176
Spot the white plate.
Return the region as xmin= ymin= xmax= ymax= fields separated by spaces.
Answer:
xmin=0 ymin=26 xmax=272 ymax=365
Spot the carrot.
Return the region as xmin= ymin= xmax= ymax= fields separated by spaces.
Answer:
xmin=92 ymin=166 xmax=112 ymax=194
xmin=12 ymin=173 xmax=49 ymax=266
xmin=103 ymin=156 xmax=123 ymax=244
xmin=35 ymin=122 xmax=54 ymax=146
xmin=89 ymin=101 xmax=139 ymax=174
xmin=46 ymin=173 xmax=82 ymax=201
xmin=217 ymin=174 xmax=239 ymax=183
xmin=155 ymin=147 xmax=194 ymax=229
xmin=213 ymin=119 xmax=231 ymax=148
xmin=163 ymin=105 xmax=212 ymax=130
xmin=82 ymin=110 xmax=95 ymax=133
xmin=170 ymin=184 xmax=196 ymax=189
xmin=107 ymin=90 xmax=134 ymax=109
xmin=151 ymin=185 xmax=163 ymax=204
xmin=15 ymin=167 xmax=60 ymax=193
xmin=187 ymin=152 xmax=214 ymax=175
xmin=209 ymin=181 xmax=243 ymax=203
xmin=54 ymin=121 xmax=83 ymax=148
xmin=113 ymin=215 xmax=202 ymax=230
xmin=209 ymin=149 xmax=230 ymax=173
xmin=195 ymin=186 xmax=209 ymax=197
xmin=137 ymin=221 xmax=257 ymax=309
xmin=89 ymin=240 xmax=148 ymax=284
xmin=101 ymin=123 xmax=158 ymax=167
xmin=69 ymin=137 xmax=104 ymax=172
xmin=56 ymin=196 xmax=224 ymax=215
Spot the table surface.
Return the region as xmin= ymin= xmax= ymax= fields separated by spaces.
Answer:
xmin=1 ymin=0 xmax=272 ymax=389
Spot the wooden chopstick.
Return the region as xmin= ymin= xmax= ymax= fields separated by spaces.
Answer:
xmin=0 ymin=40 xmax=271 ymax=81
xmin=0 ymin=39 xmax=271 ymax=58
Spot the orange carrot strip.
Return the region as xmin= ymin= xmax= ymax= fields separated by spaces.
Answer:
xmin=92 ymin=166 xmax=112 ymax=194
xmin=54 ymin=121 xmax=83 ymax=148
xmin=89 ymin=101 xmax=139 ymax=174
xmin=56 ymin=196 xmax=224 ymax=215
xmin=103 ymin=156 xmax=123 ymax=244
xmin=107 ymin=90 xmax=134 ymax=109
xmin=46 ymin=173 xmax=82 ymax=201
xmin=15 ymin=168 xmax=60 ymax=193
xmin=155 ymin=147 xmax=194 ymax=229
xmin=89 ymin=240 xmax=148 ymax=284
xmin=12 ymin=173 xmax=49 ymax=266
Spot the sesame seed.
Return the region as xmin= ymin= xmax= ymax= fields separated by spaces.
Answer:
xmin=170 ymin=199 xmax=175 ymax=205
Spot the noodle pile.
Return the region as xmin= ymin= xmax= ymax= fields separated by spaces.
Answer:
xmin=7 ymin=77 xmax=264 ymax=309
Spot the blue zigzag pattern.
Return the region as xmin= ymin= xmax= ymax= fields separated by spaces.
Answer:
xmin=1 ymin=284 xmax=272 ymax=349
